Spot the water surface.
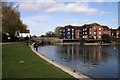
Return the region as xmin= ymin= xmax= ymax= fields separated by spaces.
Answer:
xmin=38 ymin=45 xmax=118 ymax=78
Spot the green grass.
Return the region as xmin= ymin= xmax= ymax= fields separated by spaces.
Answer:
xmin=2 ymin=42 xmax=75 ymax=79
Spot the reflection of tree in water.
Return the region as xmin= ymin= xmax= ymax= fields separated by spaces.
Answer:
xmin=56 ymin=45 xmax=110 ymax=65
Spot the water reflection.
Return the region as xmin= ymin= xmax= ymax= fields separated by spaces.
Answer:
xmin=38 ymin=45 xmax=118 ymax=78
xmin=56 ymin=45 xmax=111 ymax=66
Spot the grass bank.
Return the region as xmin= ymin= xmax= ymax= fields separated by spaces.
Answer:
xmin=2 ymin=42 xmax=76 ymax=79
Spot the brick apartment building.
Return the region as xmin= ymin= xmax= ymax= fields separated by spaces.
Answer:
xmin=116 ymin=27 xmax=120 ymax=38
xmin=60 ymin=25 xmax=81 ymax=39
xmin=60 ymin=22 xmax=120 ymax=40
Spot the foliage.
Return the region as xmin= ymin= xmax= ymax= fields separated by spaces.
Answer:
xmin=80 ymin=38 xmax=86 ymax=45
xmin=55 ymin=27 xmax=61 ymax=37
xmin=88 ymin=35 xmax=94 ymax=39
xmin=110 ymin=36 xmax=117 ymax=42
xmin=41 ymin=35 xmax=46 ymax=37
xmin=46 ymin=31 xmax=56 ymax=37
xmin=2 ymin=2 xmax=28 ymax=39
xmin=101 ymin=34 xmax=111 ymax=43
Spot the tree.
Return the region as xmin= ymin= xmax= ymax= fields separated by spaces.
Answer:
xmin=102 ymin=34 xmax=111 ymax=43
xmin=80 ymin=38 xmax=86 ymax=45
xmin=55 ymin=27 xmax=61 ymax=37
xmin=88 ymin=35 xmax=94 ymax=39
xmin=2 ymin=2 xmax=28 ymax=41
xmin=46 ymin=31 xmax=56 ymax=37
xmin=2 ymin=3 xmax=22 ymax=36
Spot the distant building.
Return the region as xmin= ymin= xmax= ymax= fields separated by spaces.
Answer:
xmin=116 ymin=26 xmax=120 ymax=38
xmin=110 ymin=29 xmax=117 ymax=38
xmin=60 ymin=22 xmax=120 ymax=40
xmin=60 ymin=25 xmax=82 ymax=39
xmin=15 ymin=29 xmax=31 ymax=40
xmin=60 ymin=25 xmax=75 ymax=39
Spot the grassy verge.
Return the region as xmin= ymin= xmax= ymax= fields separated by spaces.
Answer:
xmin=2 ymin=42 xmax=75 ymax=79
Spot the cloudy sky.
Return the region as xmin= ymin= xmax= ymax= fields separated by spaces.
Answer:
xmin=5 ymin=0 xmax=119 ymax=36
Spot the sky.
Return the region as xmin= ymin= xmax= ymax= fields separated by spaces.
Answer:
xmin=3 ymin=0 xmax=119 ymax=36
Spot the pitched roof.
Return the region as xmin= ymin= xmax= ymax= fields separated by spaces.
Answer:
xmin=117 ymin=26 xmax=120 ymax=30
xmin=101 ymin=26 xmax=110 ymax=30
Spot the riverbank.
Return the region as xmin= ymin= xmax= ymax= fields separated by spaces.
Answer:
xmin=31 ymin=43 xmax=92 ymax=79
xmin=53 ymin=42 xmax=117 ymax=46
xmin=2 ymin=42 xmax=76 ymax=79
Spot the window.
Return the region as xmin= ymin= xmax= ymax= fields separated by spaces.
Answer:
xmin=72 ymin=32 xmax=74 ymax=35
xmin=112 ymin=33 xmax=113 ymax=36
xmin=90 ymin=32 xmax=91 ymax=34
xmin=94 ymin=27 xmax=96 ymax=29
xmin=94 ymin=32 xmax=96 ymax=35
xmin=68 ymin=32 xmax=70 ymax=34
xmin=94 ymin=36 xmax=96 ymax=39
xmin=68 ymin=28 xmax=70 ymax=31
xmin=83 ymin=29 xmax=84 ymax=31
xmin=63 ymin=29 xmax=65 ymax=32
xmin=99 ymin=32 xmax=101 ymax=34
xmin=99 ymin=28 xmax=101 ymax=30
xmin=85 ymin=28 xmax=87 ymax=30
xmin=117 ymin=33 xmax=119 ymax=35
xmin=99 ymin=36 xmax=101 ymax=38
xmin=85 ymin=32 xmax=87 ymax=34
xmin=72 ymin=36 xmax=74 ymax=39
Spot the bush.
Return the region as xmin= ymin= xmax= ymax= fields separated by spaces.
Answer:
xmin=80 ymin=38 xmax=86 ymax=45
xmin=102 ymin=34 xmax=111 ymax=43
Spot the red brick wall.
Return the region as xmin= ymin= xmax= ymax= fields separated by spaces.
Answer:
xmin=75 ymin=29 xmax=80 ymax=39
xmin=89 ymin=25 xmax=103 ymax=39
xmin=116 ymin=30 xmax=120 ymax=38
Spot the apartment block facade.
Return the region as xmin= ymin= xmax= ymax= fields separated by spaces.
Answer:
xmin=60 ymin=25 xmax=81 ymax=39
xmin=60 ymin=23 xmax=120 ymax=40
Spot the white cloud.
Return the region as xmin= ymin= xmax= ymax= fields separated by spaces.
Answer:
xmin=58 ymin=19 xmax=90 ymax=26
xmin=94 ymin=0 xmax=104 ymax=2
xmin=46 ymin=2 xmax=98 ymax=15
xmin=22 ymin=16 xmax=49 ymax=24
xmin=21 ymin=16 xmax=50 ymax=35
xmin=99 ymin=11 xmax=110 ymax=15
xmin=64 ymin=19 xmax=89 ymax=24
xmin=19 ymin=2 xmax=100 ymax=15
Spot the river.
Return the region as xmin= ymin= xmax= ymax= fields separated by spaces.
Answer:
xmin=38 ymin=45 xmax=118 ymax=78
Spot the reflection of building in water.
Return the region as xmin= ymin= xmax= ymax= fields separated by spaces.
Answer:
xmin=91 ymin=46 xmax=101 ymax=65
xmin=80 ymin=46 xmax=109 ymax=65
xmin=56 ymin=45 xmax=109 ymax=65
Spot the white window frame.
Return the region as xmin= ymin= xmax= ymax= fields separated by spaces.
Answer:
xmin=94 ymin=36 xmax=96 ymax=39
xmin=99 ymin=28 xmax=101 ymax=30
xmin=99 ymin=36 xmax=101 ymax=38
xmin=83 ymin=29 xmax=84 ymax=31
xmin=85 ymin=28 xmax=87 ymax=31
xmin=99 ymin=32 xmax=101 ymax=34
xmin=68 ymin=28 xmax=70 ymax=31
xmin=117 ymin=32 xmax=119 ymax=35
xmin=89 ymin=32 xmax=91 ymax=34
xmin=94 ymin=27 xmax=96 ymax=29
